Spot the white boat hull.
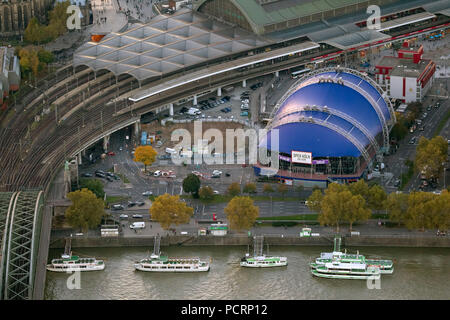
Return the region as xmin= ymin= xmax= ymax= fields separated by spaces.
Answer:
xmin=134 ymin=264 xmax=210 ymax=272
xmin=311 ymin=269 xmax=380 ymax=280
xmin=46 ymin=264 xmax=105 ymax=272
xmin=240 ymin=261 xmax=287 ymax=268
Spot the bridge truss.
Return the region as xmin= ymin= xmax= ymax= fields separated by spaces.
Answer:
xmin=0 ymin=191 xmax=44 ymax=300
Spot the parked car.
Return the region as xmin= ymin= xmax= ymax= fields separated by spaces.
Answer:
xmin=240 ymin=111 xmax=249 ymax=116
xmin=107 ymin=151 xmax=115 ymax=156
xmin=132 ymin=214 xmax=143 ymax=219
xmin=106 ymin=176 xmax=113 ymax=182
xmin=111 ymin=204 xmax=124 ymax=211
xmin=409 ymin=137 xmax=416 ymax=144
xmin=128 ymin=201 xmax=136 ymax=207
xmin=142 ymin=191 xmax=153 ymax=196
xmin=136 ymin=201 xmax=145 ymax=207
xmin=225 ymin=173 xmax=231 ymax=177
xmin=95 ymin=172 xmax=106 ymax=178
xmin=81 ymin=173 xmax=93 ymax=177
xmin=393 ymin=179 xmax=401 ymax=187
xmin=119 ymin=214 xmax=128 ymax=219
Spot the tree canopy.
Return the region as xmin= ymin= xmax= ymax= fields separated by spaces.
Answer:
xmin=243 ymin=183 xmax=257 ymax=194
xmin=78 ymin=178 xmax=104 ymax=199
xmin=150 ymin=194 xmax=193 ymax=230
xmin=133 ymin=145 xmax=157 ymax=171
xmin=263 ymin=184 xmax=274 ymax=194
xmin=182 ymin=173 xmax=201 ymax=197
xmin=199 ymin=186 xmax=214 ymax=200
xmin=224 ymin=196 xmax=259 ymax=231
xmin=65 ymin=188 xmax=106 ymax=232
xmin=227 ymin=182 xmax=241 ymax=197
xmin=415 ymin=136 xmax=448 ymax=180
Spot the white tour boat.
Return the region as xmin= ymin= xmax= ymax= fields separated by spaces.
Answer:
xmin=240 ymin=235 xmax=287 ymax=268
xmin=134 ymin=235 xmax=210 ymax=272
xmin=310 ymin=236 xmax=393 ymax=279
xmin=46 ymin=253 xmax=105 ymax=272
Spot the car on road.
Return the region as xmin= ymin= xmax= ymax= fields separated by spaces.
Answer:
xmin=128 ymin=201 xmax=136 ymax=207
xmin=419 ymin=126 xmax=424 ymax=131
xmin=213 ymin=190 xmax=219 ymax=194
xmin=225 ymin=173 xmax=231 ymax=177
xmin=240 ymin=111 xmax=249 ymax=116
xmin=435 ymin=102 xmax=440 ymax=108
xmin=422 ymin=112 xmax=428 ymax=119
xmin=409 ymin=137 xmax=416 ymax=144
xmin=81 ymin=173 xmax=93 ymax=177
xmin=107 ymin=151 xmax=115 ymax=156
xmin=132 ymin=214 xmax=143 ymax=219
xmin=142 ymin=191 xmax=153 ymax=196
xmin=111 ymin=204 xmax=124 ymax=211
xmin=107 ymin=172 xmax=115 ymax=177
xmin=213 ymin=170 xmax=222 ymax=176
xmin=136 ymin=201 xmax=145 ymax=207
xmin=95 ymin=172 xmax=106 ymax=178
xmin=119 ymin=214 xmax=128 ymax=219
xmin=154 ymin=170 xmax=161 ymax=177
xmin=106 ymin=176 xmax=113 ymax=182
xmin=427 ymin=105 xmax=432 ymax=111
xmin=393 ymin=179 xmax=401 ymax=187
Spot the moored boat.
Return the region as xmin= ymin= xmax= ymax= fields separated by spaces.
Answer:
xmin=240 ymin=235 xmax=287 ymax=268
xmin=46 ymin=253 xmax=105 ymax=272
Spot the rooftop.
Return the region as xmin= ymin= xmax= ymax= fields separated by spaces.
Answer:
xmin=377 ymin=55 xmax=431 ymax=78
xmin=74 ymin=8 xmax=271 ymax=81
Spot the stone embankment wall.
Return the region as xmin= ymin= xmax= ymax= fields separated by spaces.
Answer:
xmin=49 ymin=235 xmax=450 ymax=249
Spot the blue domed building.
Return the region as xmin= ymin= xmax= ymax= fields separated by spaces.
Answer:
xmin=256 ymin=68 xmax=396 ymax=187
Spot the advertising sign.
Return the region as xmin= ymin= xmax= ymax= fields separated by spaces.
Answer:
xmin=291 ymin=151 xmax=312 ymax=164
xmin=312 ymin=159 xmax=329 ymax=165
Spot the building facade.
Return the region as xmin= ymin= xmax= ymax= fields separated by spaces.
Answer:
xmin=0 ymin=0 xmax=53 ymax=37
xmin=0 ymin=46 xmax=20 ymax=105
xmin=375 ymin=44 xmax=436 ymax=103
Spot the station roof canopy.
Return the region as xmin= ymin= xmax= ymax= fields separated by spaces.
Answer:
xmin=422 ymin=0 xmax=450 ymax=17
xmin=73 ymin=9 xmax=271 ymax=81
xmin=129 ymin=41 xmax=320 ymax=102
xmin=378 ymin=12 xmax=436 ymax=31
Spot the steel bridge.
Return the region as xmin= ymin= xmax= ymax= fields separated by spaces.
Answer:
xmin=0 ymin=191 xmax=44 ymax=300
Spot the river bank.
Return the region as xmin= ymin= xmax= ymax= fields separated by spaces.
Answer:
xmin=49 ymin=234 xmax=450 ymax=249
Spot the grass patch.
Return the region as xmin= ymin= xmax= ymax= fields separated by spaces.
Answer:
xmin=433 ymin=108 xmax=450 ymax=136
xmin=105 ymin=195 xmax=129 ymax=205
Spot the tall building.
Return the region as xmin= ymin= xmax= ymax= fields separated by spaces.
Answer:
xmin=375 ymin=43 xmax=436 ymax=103
xmin=0 ymin=0 xmax=53 ymax=37
xmin=0 ymin=46 xmax=21 ymax=105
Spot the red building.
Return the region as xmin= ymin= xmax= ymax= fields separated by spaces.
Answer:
xmin=375 ymin=42 xmax=435 ymax=103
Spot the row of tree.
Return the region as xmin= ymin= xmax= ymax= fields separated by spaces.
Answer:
xmin=17 ymin=46 xmax=54 ymax=78
xmin=24 ymin=1 xmax=71 ymax=44
xmin=306 ymin=180 xmax=385 ymax=232
xmin=385 ymin=191 xmax=450 ymax=231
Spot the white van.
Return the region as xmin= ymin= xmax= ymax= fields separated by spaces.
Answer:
xmin=130 ymin=222 xmax=145 ymax=229
xmin=154 ymin=170 xmax=161 ymax=177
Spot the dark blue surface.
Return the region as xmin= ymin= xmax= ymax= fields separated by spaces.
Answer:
xmin=260 ymin=122 xmax=361 ymax=157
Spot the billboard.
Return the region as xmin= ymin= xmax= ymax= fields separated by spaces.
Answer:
xmin=291 ymin=151 xmax=312 ymax=164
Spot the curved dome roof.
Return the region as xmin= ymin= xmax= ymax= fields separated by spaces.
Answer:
xmin=261 ymin=69 xmax=392 ymax=159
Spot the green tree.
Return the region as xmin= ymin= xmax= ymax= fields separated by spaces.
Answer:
xmin=384 ymin=192 xmax=409 ymax=226
xmin=65 ymin=188 xmax=106 ymax=232
xmin=182 ymin=174 xmax=201 ymax=197
xmin=133 ymin=145 xmax=157 ymax=172
xmin=224 ymin=196 xmax=259 ymax=231
xmin=243 ymin=182 xmax=257 ymax=194
xmin=150 ymin=194 xmax=193 ymax=230
xmin=38 ymin=48 xmax=54 ymax=64
xmin=79 ymin=178 xmax=104 ymax=199
xmin=227 ymin=182 xmax=241 ymax=197
xmin=199 ymin=186 xmax=214 ymax=200
xmin=24 ymin=17 xmax=44 ymax=44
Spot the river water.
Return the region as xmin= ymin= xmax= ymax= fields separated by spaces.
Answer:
xmin=44 ymin=246 xmax=450 ymax=300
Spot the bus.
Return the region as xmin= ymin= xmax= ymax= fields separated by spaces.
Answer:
xmin=290 ymin=67 xmax=311 ymax=79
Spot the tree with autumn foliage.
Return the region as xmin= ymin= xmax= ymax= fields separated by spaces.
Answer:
xmin=150 ymin=194 xmax=193 ymax=230
xmin=133 ymin=145 xmax=157 ymax=172
xmin=224 ymin=196 xmax=259 ymax=232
